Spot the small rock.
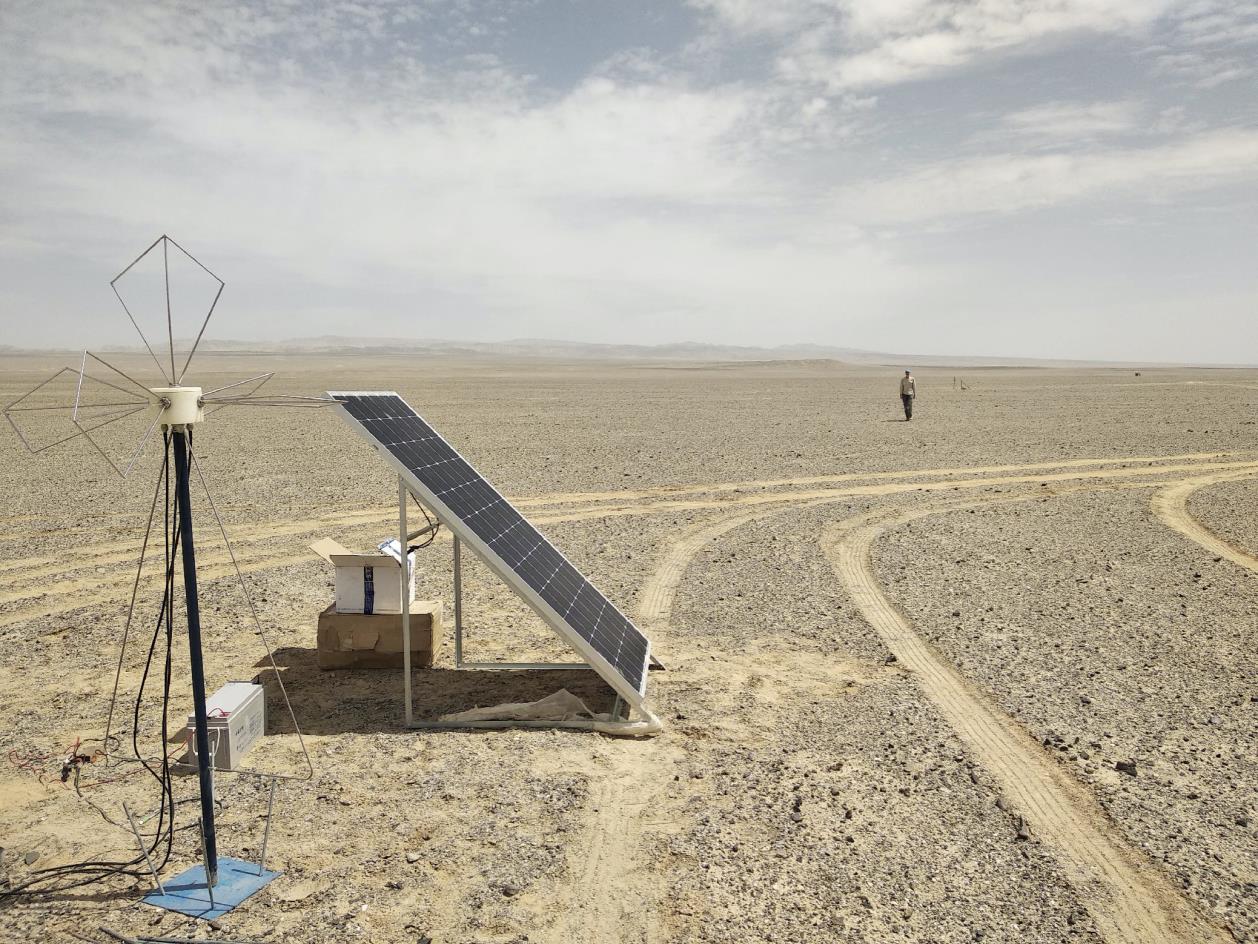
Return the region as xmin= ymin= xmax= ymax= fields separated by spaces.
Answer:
xmin=1236 ymin=816 xmax=1250 ymax=828
xmin=405 ymin=852 xmax=421 ymax=864
xmin=1016 ymin=816 xmax=1032 ymax=841
xmin=23 ymin=851 xmax=38 ymax=866
xmin=885 ymin=654 xmax=898 ymax=665
xmin=1116 ymin=760 xmax=1138 ymax=777
xmin=501 ymin=884 xmax=520 ymax=897
xmin=995 ymin=797 xmax=1009 ymax=812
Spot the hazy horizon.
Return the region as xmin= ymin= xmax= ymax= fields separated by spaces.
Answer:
xmin=4 ymin=333 xmax=1256 ymax=369
xmin=2 ymin=2 xmax=1256 ymax=363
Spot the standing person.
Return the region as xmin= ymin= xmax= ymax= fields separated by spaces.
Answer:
xmin=899 ymin=370 xmax=916 ymax=420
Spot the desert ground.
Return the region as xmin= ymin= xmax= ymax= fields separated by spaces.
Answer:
xmin=0 ymin=355 xmax=1255 ymax=944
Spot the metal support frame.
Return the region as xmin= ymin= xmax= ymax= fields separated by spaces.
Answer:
xmin=123 ymin=802 xmax=166 ymax=895
xmin=399 ymin=477 xmax=413 ymax=727
xmin=452 ymin=527 xmax=591 ymax=670
xmin=257 ymin=779 xmax=277 ymax=876
xmin=395 ymin=478 xmax=603 ymax=729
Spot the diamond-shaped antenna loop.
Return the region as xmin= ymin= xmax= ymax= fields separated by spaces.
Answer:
xmin=200 ymin=371 xmax=274 ymax=415
xmin=72 ymin=351 xmax=167 ymax=478
xmin=110 ymin=235 xmax=224 ymax=386
xmin=2 ymin=355 xmax=153 ymax=461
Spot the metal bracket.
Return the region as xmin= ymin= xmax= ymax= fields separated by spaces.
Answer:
xmin=396 ymin=477 xmax=605 ymax=729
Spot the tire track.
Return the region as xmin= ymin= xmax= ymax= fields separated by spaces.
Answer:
xmin=546 ymin=497 xmax=860 ymax=944
xmin=531 ymin=451 xmax=1236 ymax=506
xmin=1151 ymin=469 xmax=1258 ymax=574
xmin=820 ymin=498 xmax=1229 ymax=944
xmin=556 ymin=769 xmax=663 ymax=944
xmin=0 ymin=451 xmax=1237 ymax=577
xmin=6 ymin=458 xmax=1257 ymax=632
xmin=6 ymin=458 xmax=1255 ymax=616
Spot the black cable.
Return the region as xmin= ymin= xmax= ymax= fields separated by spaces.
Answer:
xmin=1 ymin=433 xmax=181 ymax=904
xmin=409 ymin=497 xmax=440 ymax=551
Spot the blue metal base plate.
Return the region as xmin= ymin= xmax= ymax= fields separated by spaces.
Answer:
xmin=143 ymin=857 xmax=280 ymax=920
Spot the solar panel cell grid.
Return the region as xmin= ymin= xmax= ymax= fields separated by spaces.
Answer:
xmin=330 ymin=392 xmax=650 ymax=698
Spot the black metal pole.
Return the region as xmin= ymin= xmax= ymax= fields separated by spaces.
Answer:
xmin=171 ymin=428 xmax=218 ymax=885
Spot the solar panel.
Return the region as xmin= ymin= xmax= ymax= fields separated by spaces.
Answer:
xmin=328 ymin=391 xmax=652 ymax=706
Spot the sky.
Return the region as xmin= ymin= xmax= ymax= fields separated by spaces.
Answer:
xmin=1 ymin=0 xmax=1256 ymax=362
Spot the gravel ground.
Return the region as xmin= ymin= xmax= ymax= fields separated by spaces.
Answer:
xmin=1189 ymin=478 xmax=1258 ymax=559
xmin=875 ymin=490 xmax=1257 ymax=942
xmin=665 ymin=502 xmax=1094 ymax=944
xmin=1 ymin=355 xmax=1256 ymax=943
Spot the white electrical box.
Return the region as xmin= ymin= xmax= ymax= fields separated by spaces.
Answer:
xmin=310 ymin=537 xmax=417 ymax=615
xmin=185 ymin=681 xmax=266 ymax=771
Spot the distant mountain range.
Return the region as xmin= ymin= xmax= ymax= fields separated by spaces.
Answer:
xmin=1 ymin=337 xmax=1248 ymax=368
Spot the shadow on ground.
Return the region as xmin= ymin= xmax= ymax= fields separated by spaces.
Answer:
xmin=252 ymin=647 xmax=617 ymax=734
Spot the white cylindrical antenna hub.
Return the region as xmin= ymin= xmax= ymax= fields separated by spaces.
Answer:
xmin=152 ymin=386 xmax=204 ymax=427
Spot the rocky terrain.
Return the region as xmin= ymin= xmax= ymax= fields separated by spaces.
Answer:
xmin=0 ymin=356 xmax=1254 ymax=943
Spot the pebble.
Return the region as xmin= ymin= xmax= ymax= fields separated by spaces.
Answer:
xmin=1115 ymin=760 xmax=1138 ymax=777
xmin=405 ymin=852 xmax=421 ymax=864
xmin=1016 ymin=816 xmax=1032 ymax=841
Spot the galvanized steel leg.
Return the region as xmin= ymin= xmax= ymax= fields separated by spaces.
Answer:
xmin=123 ymin=802 xmax=165 ymax=895
xmin=257 ymin=777 xmax=277 ymax=875
xmin=453 ymin=535 xmax=464 ymax=668
xmin=400 ymin=477 xmax=412 ymax=726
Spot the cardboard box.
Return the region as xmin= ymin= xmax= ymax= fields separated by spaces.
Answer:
xmin=184 ymin=681 xmax=266 ymax=771
xmin=316 ymin=601 xmax=443 ymax=670
xmin=311 ymin=537 xmax=416 ymax=614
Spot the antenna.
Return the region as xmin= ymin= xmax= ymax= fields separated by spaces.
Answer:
xmin=2 ymin=237 xmax=325 ymax=919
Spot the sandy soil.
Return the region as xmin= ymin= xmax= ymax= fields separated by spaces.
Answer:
xmin=0 ymin=356 xmax=1255 ymax=944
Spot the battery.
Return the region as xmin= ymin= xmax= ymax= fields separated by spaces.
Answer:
xmin=185 ymin=681 xmax=267 ymax=771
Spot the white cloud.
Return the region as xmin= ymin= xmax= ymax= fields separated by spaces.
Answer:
xmin=832 ymin=128 xmax=1258 ymax=224
xmin=1137 ymin=1 xmax=1258 ymax=87
xmin=0 ymin=2 xmax=919 ymax=346
xmin=695 ymin=0 xmax=1177 ymax=89
xmin=998 ymin=101 xmax=1143 ymax=140
xmin=1 ymin=0 xmax=1255 ymax=360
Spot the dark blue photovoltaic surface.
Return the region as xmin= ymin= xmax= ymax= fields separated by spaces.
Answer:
xmin=332 ymin=393 xmax=649 ymax=694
